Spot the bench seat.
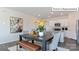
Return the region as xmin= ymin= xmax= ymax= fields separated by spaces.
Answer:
xmin=19 ymin=40 xmax=41 ymax=51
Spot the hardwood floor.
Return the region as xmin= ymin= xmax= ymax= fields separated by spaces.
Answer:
xmin=0 ymin=38 xmax=79 ymax=51
xmin=59 ymin=37 xmax=77 ymax=51
xmin=0 ymin=41 xmax=16 ymax=51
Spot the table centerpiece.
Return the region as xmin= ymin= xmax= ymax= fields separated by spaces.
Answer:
xmin=35 ymin=19 xmax=46 ymax=37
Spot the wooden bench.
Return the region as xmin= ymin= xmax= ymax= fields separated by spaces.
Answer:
xmin=19 ymin=40 xmax=41 ymax=51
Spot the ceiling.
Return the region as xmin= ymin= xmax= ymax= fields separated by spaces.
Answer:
xmin=6 ymin=7 xmax=74 ymax=19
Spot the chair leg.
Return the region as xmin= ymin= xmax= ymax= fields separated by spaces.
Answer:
xmin=52 ymin=48 xmax=57 ymax=51
xmin=46 ymin=42 xmax=50 ymax=51
xmin=16 ymin=40 xmax=19 ymax=51
xmin=16 ymin=45 xmax=18 ymax=51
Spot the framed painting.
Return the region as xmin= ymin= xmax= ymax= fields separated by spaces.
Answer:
xmin=10 ymin=16 xmax=23 ymax=33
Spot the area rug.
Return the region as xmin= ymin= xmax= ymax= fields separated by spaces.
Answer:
xmin=57 ymin=47 xmax=70 ymax=51
xmin=8 ymin=45 xmax=29 ymax=51
xmin=8 ymin=45 xmax=69 ymax=51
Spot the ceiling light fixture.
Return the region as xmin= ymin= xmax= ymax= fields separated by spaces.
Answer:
xmin=38 ymin=14 xmax=40 ymax=17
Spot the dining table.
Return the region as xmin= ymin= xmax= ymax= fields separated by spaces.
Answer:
xmin=19 ymin=32 xmax=53 ymax=51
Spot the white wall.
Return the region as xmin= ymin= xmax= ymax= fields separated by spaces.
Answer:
xmin=0 ymin=8 xmax=35 ymax=44
xmin=65 ymin=12 xmax=76 ymax=39
xmin=46 ymin=12 xmax=79 ymax=40
xmin=66 ymin=12 xmax=79 ymax=40
xmin=46 ymin=16 xmax=68 ymax=31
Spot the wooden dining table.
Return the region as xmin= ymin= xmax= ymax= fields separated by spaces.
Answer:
xmin=19 ymin=32 xmax=53 ymax=51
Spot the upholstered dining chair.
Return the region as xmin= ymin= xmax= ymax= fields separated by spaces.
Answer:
xmin=59 ymin=31 xmax=64 ymax=43
xmin=49 ymin=32 xmax=61 ymax=51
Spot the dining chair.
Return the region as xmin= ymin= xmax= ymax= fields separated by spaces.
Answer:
xmin=59 ymin=31 xmax=64 ymax=43
xmin=49 ymin=32 xmax=61 ymax=51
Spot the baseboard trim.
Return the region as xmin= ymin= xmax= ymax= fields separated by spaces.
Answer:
xmin=64 ymin=37 xmax=76 ymax=41
xmin=0 ymin=40 xmax=17 ymax=45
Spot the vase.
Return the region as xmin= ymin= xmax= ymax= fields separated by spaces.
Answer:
xmin=39 ymin=32 xmax=44 ymax=37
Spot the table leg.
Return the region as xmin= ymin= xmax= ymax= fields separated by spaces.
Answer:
xmin=32 ymin=40 xmax=34 ymax=43
xmin=19 ymin=35 xmax=22 ymax=41
xmin=42 ymin=40 xmax=47 ymax=51
xmin=19 ymin=35 xmax=22 ymax=48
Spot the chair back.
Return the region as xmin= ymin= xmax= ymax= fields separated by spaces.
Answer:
xmin=59 ymin=31 xmax=64 ymax=43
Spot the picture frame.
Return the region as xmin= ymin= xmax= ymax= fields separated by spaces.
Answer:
xmin=10 ymin=16 xmax=23 ymax=33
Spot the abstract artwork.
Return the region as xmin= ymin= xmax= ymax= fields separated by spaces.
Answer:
xmin=10 ymin=16 xmax=23 ymax=33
